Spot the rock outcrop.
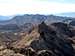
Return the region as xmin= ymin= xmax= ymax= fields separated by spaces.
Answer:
xmin=70 ymin=20 xmax=75 ymax=26
xmin=51 ymin=22 xmax=75 ymax=37
xmin=30 ymin=22 xmax=75 ymax=56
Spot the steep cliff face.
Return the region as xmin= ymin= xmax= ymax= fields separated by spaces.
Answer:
xmin=30 ymin=22 xmax=75 ymax=56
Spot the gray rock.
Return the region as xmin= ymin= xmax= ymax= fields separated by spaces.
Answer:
xmin=30 ymin=22 xmax=75 ymax=56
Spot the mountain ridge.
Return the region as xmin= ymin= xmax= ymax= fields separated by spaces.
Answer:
xmin=0 ymin=14 xmax=74 ymax=26
xmin=56 ymin=12 xmax=75 ymax=17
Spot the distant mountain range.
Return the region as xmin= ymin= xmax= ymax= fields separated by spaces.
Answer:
xmin=0 ymin=13 xmax=75 ymax=26
xmin=0 ymin=12 xmax=75 ymax=21
xmin=56 ymin=12 xmax=75 ymax=17
xmin=0 ymin=14 xmax=74 ymax=26
xmin=0 ymin=15 xmax=13 ymax=21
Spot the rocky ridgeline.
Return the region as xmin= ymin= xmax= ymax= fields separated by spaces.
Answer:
xmin=0 ymin=22 xmax=75 ymax=56
xmin=30 ymin=22 xmax=75 ymax=56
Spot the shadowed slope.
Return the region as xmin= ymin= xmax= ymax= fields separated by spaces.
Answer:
xmin=30 ymin=22 xmax=75 ymax=56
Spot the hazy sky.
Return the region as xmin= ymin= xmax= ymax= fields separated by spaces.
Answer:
xmin=0 ymin=0 xmax=75 ymax=15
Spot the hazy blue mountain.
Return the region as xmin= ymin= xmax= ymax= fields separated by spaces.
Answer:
xmin=0 ymin=14 xmax=74 ymax=26
xmin=56 ymin=12 xmax=75 ymax=17
xmin=0 ymin=15 xmax=13 ymax=21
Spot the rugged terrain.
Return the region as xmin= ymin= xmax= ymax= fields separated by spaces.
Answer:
xmin=0 ymin=21 xmax=75 ymax=56
xmin=0 ymin=15 xmax=75 ymax=56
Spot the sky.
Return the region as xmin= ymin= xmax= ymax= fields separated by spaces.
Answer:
xmin=0 ymin=0 xmax=75 ymax=16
